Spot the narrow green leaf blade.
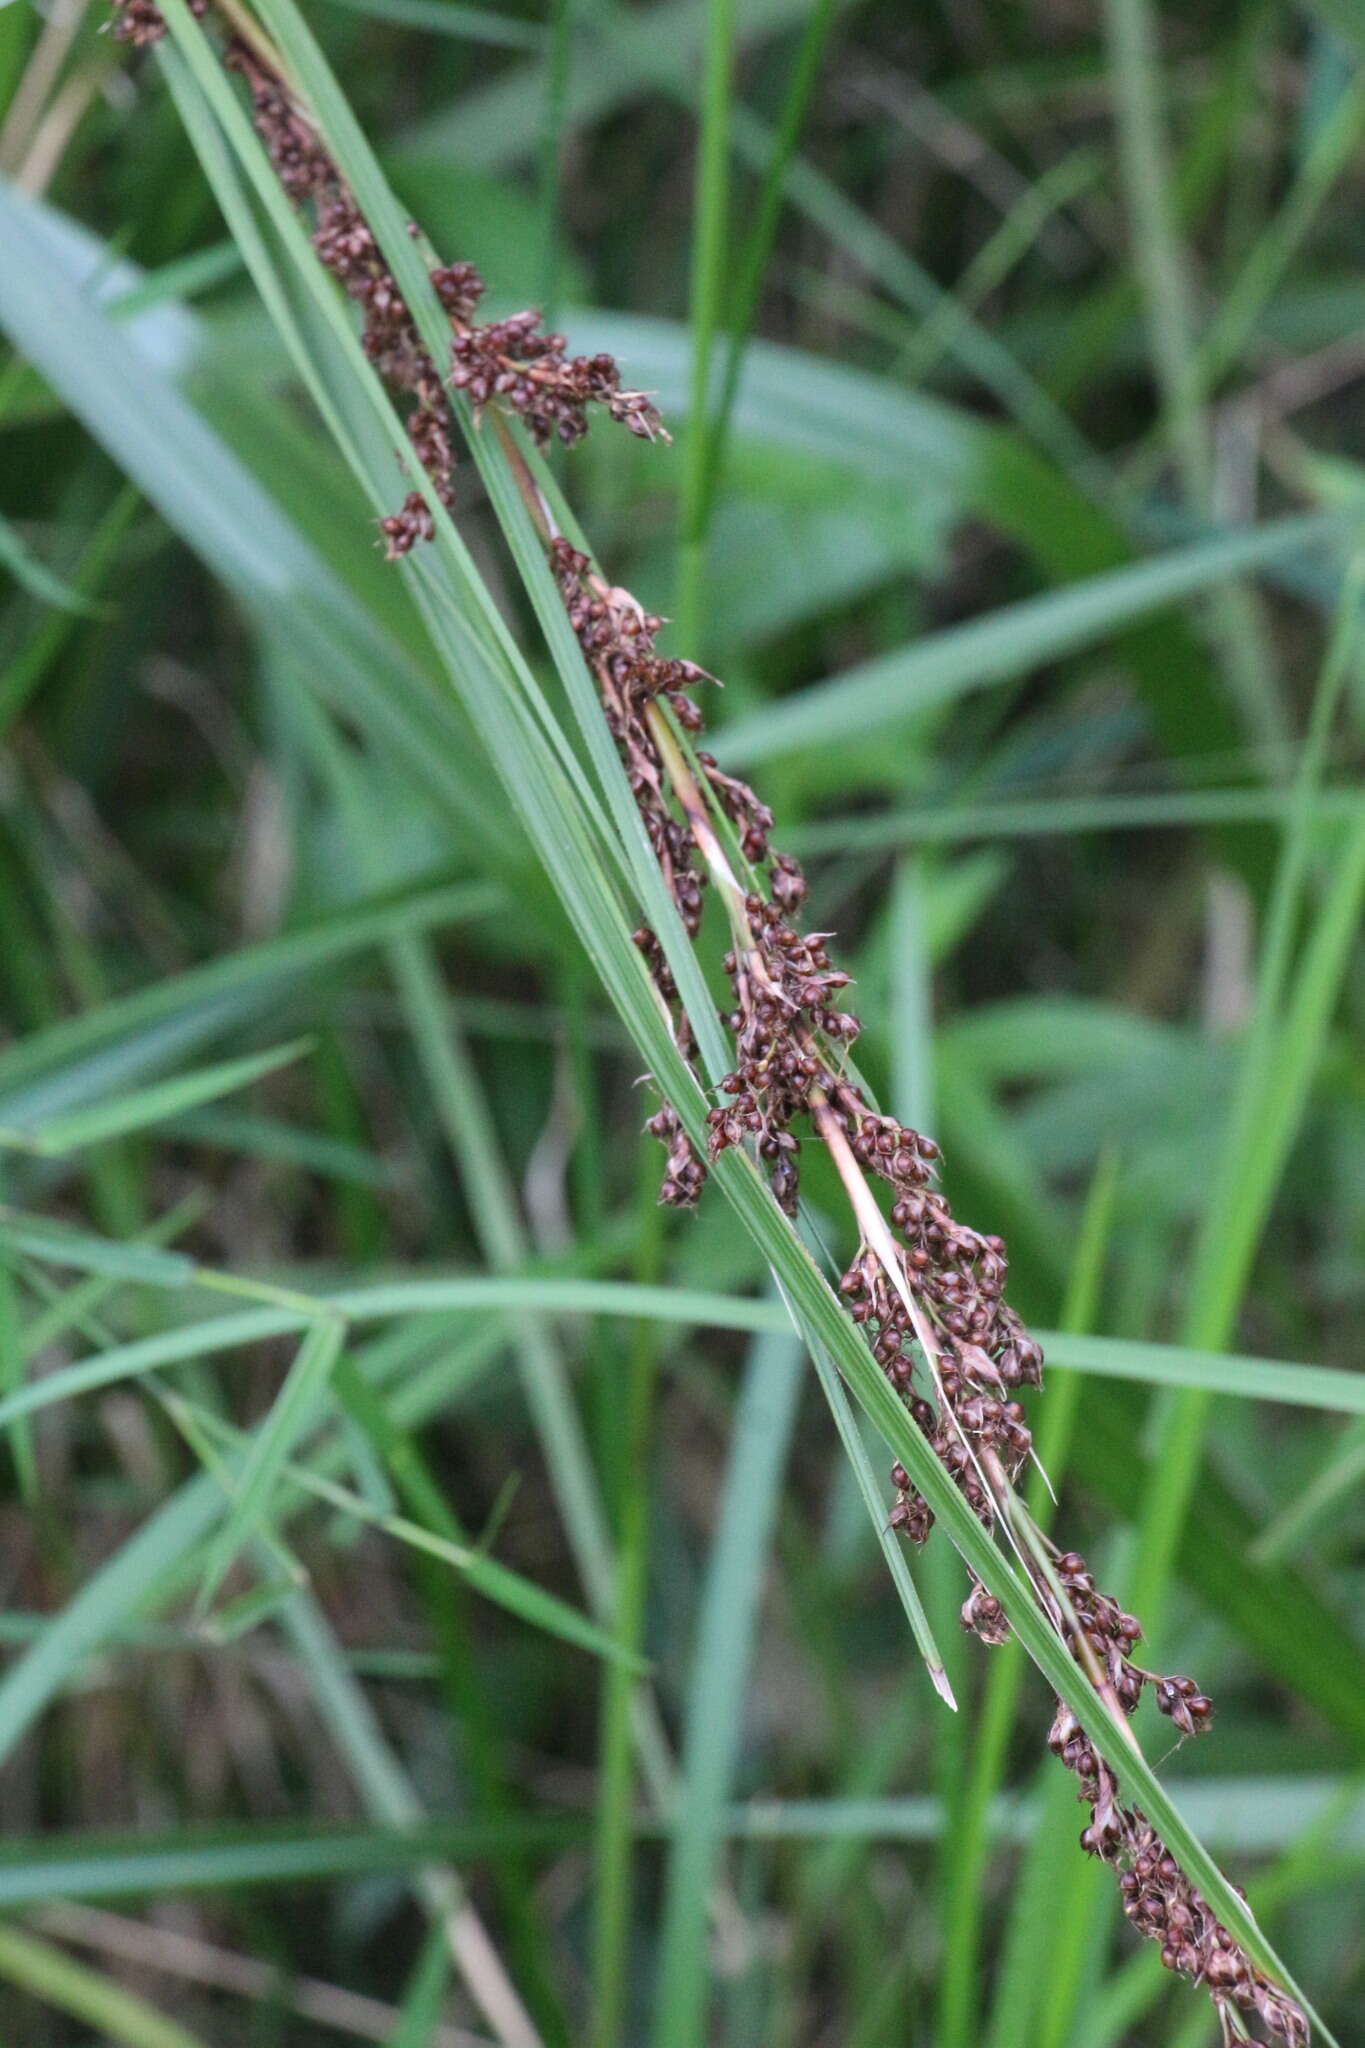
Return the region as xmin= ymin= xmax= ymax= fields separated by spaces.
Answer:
xmin=8 ymin=1038 xmax=313 ymax=1157
xmin=193 ymin=1315 xmax=347 ymax=1615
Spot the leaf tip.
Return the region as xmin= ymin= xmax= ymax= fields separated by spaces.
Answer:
xmin=930 ymin=1663 xmax=958 ymax=1712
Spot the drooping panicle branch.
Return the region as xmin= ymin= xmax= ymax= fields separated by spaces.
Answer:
xmin=121 ymin=3 xmax=664 ymax=556
xmin=108 ymin=9 xmax=1309 ymax=2039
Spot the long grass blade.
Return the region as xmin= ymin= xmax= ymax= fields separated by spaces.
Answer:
xmin=192 ymin=1314 xmax=347 ymax=1616
xmin=3 ymin=1243 xmax=1361 ymax=1435
xmin=651 ymin=1329 xmax=803 ymax=2048
xmin=168 ymin=1389 xmax=649 ymax=1668
xmin=1 ymin=1037 xmax=312 ymax=1156
xmin=0 ymin=1923 xmax=210 ymax=2048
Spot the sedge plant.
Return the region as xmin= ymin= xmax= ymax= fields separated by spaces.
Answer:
xmin=81 ymin=2 xmax=1345 ymax=2043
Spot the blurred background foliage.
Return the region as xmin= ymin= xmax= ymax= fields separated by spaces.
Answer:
xmin=0 ymin=0 xmax=1362 ymax=2041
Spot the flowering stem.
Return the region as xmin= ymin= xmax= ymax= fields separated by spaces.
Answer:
xmin=121 ymin=14 xmax=1306 ymax=2026
xmin=652 ymin=679 xmax=1150 ymax=1755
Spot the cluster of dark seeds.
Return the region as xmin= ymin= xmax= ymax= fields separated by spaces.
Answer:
xmin=829 ymin=1098 xmax=1040 ymax=1538
xmin=111 ymin=1 xmax=665 ymax=553
xmin=550 ymin=537 xmax=739 ymax=1208
xmin=551 ymin=537 xmax=713 ymax=937
xmin=1051 ymin=1549 xmax=1214 ymax=1730
xmin=1050 ymin=1703 xmax=1308 ymax=2046
xmin=223 ymin=39 xmax=459 ymax=557
xmin=451 ymin=316 xmax=666 ymax=450
xmin=111 ymin=14 xmax=1312 ymax=2041
xmin=709 ymin=894 xmax=854 ymax=1216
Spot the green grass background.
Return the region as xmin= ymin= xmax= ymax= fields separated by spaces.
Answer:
xmin=0 ymin=0 xmax=1362 ymax=2041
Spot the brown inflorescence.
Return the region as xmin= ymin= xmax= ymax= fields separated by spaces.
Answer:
xmin=223 ymin=37 xmax=462 ymax=557
xmin=550 ymin=537 xmax=713 ymax=939
xmin=546 ymin=417 xmax=1306 ymax=2048
xmin=1049 ymin=1700 xmax=1308 ymax=2047
xmin=111 ymin=0 xmax=664 ymax=552
xmin=451 ymin=317 xmax=666 ymax=450
xmin=110 ymin=11 xmax=1310 ymax=2040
